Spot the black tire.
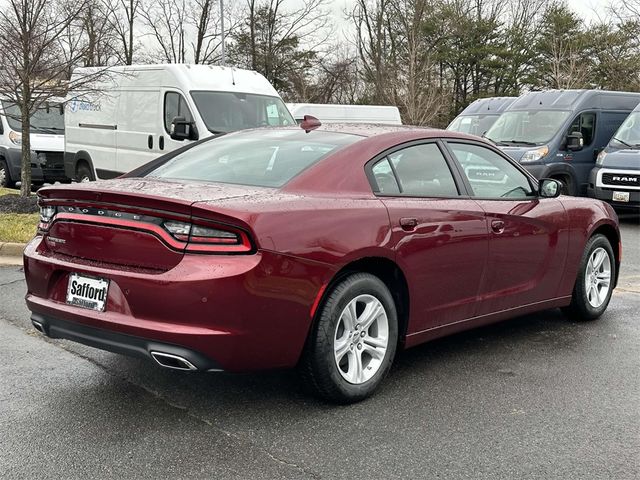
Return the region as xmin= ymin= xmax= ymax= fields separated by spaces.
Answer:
xmin=0 ymin=159 xmax=16 ymax=188
xmin=562 ymin=234 xmax=615 ymax=321
xmin=299 ymin=273 xmax=398 ymax=404
xmin=75 ymin=162 xmax=94 ymax=183
xmin=553 ymin=175 xmax=575 ymax=196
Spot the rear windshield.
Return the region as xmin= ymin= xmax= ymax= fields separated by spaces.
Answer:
xmin=146 ymin=129 xmax=361 ymax=187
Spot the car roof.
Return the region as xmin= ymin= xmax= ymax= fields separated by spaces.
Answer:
xmin=457 ymin=97 xmax=518 ymax=115
xmin=298 ymin=123 xmax=483 ymax=142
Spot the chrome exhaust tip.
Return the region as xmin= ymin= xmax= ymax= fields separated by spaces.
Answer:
xmin=32 ymin=320 xmax=46 ymax=335
xmin=150 ymin=351 xmax=198 ymax=371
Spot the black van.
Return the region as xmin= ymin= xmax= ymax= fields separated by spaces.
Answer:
xmin=484 ymin=90 xmax=640 ymax=195
xmin=588 ymin=103 xmax=640 ymax=209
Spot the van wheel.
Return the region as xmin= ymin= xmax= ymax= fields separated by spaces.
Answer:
xmin=552 ymin=175 xmax=575 ymax=196
xmin=561 ymin=234 xmax=615 ymax=321
xmin=0 ymin=159 xmax=16 ymax=188
xmin=75 ymin=163 xmax=94 ymax=183
xmin=299 ymin=273 xmax=398 ymax=404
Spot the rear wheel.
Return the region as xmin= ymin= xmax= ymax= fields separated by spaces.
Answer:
xmin=0 ymin=159 xmax=16 ymax=188
xmin=562 ymin=234 xmax=615 ymax=321
xmin=299 ymin=273 xmax=398 ymax=404
xmin=75 ymin=162 xmax=94 ymax=183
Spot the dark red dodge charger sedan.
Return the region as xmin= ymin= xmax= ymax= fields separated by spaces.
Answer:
xmin=24 ymin=124 xmax=620 ymax=403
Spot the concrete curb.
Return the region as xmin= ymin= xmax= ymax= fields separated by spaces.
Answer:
xmin=0 ymin=242 xmax=26 ymax=265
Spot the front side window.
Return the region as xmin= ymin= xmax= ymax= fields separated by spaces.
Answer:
xmin=566 ymin=112 xmax=596 ymax=147
xmin=146 ymin=129 xmax=360 ymax=187
xmin=371 ymin=143 xmax=459 ymax=197
xmin=449 ymin=143 xmax=535 ymax=199
xmin=191 ymin=91 xmax=294 ymax=134
xmin=485 ymin=110 xmax=571 ymax=145
xmin=164 ymin=92 xmax=194 ymax=133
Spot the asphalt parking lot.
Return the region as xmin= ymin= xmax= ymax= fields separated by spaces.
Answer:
xmin=1 ymin=216 xmax=639 ymax=479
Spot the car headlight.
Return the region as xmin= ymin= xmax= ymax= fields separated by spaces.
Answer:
xmin=8 ymin=130 xmax=22 ymax=145
xmin=520 ymin=146 xmax=549 ymax=163
xmin=596 ymin=150 xmax=607 ymax=166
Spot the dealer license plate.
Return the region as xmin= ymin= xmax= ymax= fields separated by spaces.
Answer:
xmin=613 ymin=191 xmax=630 ymax=202
xmin=66 ymin=273 xmax=110 ymax=312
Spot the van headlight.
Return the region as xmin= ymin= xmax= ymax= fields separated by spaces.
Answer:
xmin=520 ymin=146 xmax=549 ymax=163
xmin=8 ymin=131 xmax=22 ymax=145
xmin=596 ymin=150 xmax=606 ymax=166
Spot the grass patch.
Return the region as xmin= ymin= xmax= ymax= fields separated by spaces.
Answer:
xmin=0 ymin=213 xmax=39 ymax=243
xmin=0 ymin=187 xmax=19 ymax=196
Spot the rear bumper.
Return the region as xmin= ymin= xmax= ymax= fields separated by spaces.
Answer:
xmin=31 ymin=313 xmax=223 ymax=371
xmin=24 ymin=236 xmax=334 ymax=372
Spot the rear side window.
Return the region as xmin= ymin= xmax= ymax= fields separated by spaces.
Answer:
xmin=371 ymin=143 xmax=459 ymax=197
xmin=164 ymin=92 xmax=194 ymax=133
xmin=146 ymin=129 xmax=360 ymax=187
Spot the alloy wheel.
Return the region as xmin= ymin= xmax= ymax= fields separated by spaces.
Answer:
xmin=333 ymin=294 xmax=389 ymax=385
xmin=584 ymin=247 xmax=611 ymax=308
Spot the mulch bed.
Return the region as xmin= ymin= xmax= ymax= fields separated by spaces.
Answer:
xmin=0 ymin=194 xmax=38 ymax=214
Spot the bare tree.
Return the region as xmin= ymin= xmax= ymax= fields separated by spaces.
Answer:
xmin=103 ymin=0 xmax=140 ymax=65
xmin=140 ymin=0 xmax=188 ymax=63
xmin=0 ymin=0 xmax=109 ymax=196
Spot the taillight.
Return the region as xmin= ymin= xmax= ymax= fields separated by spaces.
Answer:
xmin=162 ymin=220 xmax=251 ymax=253
xmin=38 ymin=205 xmax=57 ymax=232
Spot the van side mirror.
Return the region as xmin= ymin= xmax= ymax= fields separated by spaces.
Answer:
xmin=170 ymin=116 xmax=199 ymax=141
xmin=566 ymin=131 xmax=583 ymax=151
xmin=538 ymin=178 xmax=562 ymax=198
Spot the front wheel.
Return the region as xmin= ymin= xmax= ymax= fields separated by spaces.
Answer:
xmin=75 ymin=163 xmax=94 ymax=183
xmin=0 ymin=159 xmax=16 ymax=188
xmin=562 ymin=234 xmax=615 ymax=321
xmin=299 ymin=273 xmax=398 ymax=404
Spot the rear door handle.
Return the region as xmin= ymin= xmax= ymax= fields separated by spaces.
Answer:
xmin=400 ymin=217 xmax=418 ymax=231
xmin=491 ymin=220 xmax=505 ymax=234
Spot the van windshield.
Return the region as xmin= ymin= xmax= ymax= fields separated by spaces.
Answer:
xmin=485 ymin=110 xmax=570 ymax=145
xmin=448 ymin=115 xmax=498 ymax=137
xmin=2 ymin=100 xmax=65 ymax=134
xmin=610 ymin=112 xmax=640 ymax=148
xmin=191 ymin=91 xmax=295 ymax=134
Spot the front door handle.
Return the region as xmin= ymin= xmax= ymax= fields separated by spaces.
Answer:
xmin=400 ymin=217 xmax=418 ymax=231
xmin=491 ymin=220 xmax=505 ymax=234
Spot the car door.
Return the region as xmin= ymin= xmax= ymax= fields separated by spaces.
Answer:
xmin=369 ymin=141 xmax=489 ymax=333
xmin=444 ymin=141 xmax=569 ymax=316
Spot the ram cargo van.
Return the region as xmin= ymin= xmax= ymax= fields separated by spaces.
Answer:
xmin=287 ymin=103 xmax=402 ymax=125
xmin=484 ymin=89 xmax=640 ymax=195
xmin=588 ymin=103 xmax=640 ymax=208
xmin=447 ymin=97 xmax=516 ymax=137
xmin=0 ymin=99 xmax=65 ymax=188
xmin=65 ymin=64 xmax=295 ymax=181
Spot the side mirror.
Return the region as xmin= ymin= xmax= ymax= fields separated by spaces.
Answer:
xmin=566 ymin=131 xmax=583 ymax=151
xmin=539 ymin=178 xmax=562 ymax=198
xmin=170 ymin=116 xmax=199 ymax=141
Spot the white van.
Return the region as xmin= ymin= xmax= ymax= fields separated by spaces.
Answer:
xmin=0 ymin=98 xmax=66 ymax=188
xmin=287 ymin=103 xmax=402 ymax=125
xmin=64 ymin=64 xmax=295 ymax=182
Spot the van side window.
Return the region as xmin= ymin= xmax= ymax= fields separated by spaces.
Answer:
xmin=164 ymin=92 xmax=193 ymax=133
xmin=567 ymin=112 xmax=596 ymax=146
